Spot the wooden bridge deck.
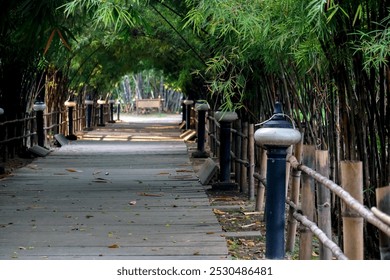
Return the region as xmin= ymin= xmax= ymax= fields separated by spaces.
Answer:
xmin=0 ymin=114 xmax=229 ymax=260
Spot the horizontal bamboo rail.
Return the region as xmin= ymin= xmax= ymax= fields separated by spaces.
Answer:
xmin=288 ymin=155 xmax=390 ymax=237
xmin=0 ymin=103 xmax=104 ymax=162
xmin=287 ymin=200 xmax=348 ymax=260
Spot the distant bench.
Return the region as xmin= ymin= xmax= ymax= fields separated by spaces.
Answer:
xmin=135 ymin=98 xmax=163 ymax=114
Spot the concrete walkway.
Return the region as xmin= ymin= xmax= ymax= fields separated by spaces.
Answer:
xmin=0 ymin=114 xmax=228 ymax=259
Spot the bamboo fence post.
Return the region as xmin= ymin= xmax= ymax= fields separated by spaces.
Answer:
xmin=341 ymin=161 xmax=364 ymax=260
xmin=375 ymin=186 xmax=390 ymax=260
xmin=235 ymin=120 xmax=242 ymax=186
xmin=248 ymin=124 xmax=255 ymax=200
xmin=231 ymin=120 xmax=236 ymax=178
xmin=315 ymin=150 xmax=332 ymax=260
xmin=255 ymin=147 xmax=267 ymax=212
xmin=299 ymin=145 xmax=316 ymax=260
xmin=285 ymin=146 xmax=292 ymax=195
xmin=285 ymin=132 xmax=304 ymax=253
xmin=240 ymin=121 xmax=248 ymax=193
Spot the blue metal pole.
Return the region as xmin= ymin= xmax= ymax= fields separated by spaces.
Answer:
xmin=36 ymin=110 xmax=44 ymax=147
xmin=98 ymin=104 xmax=105 ymax=126
xmin=192 ymin=112 xmax=208 ymax=159
xmin=197 ymin=110 xmax=206 ymax=152
xmin=68 ymin=106 xmax=74 ymax=136
xmin=265 ymin=146 xmax=288 ymax=259
xmin=117 ymin=103 xmax=121 ymax=121
xmin=219 ymin=121 xmax=232 ymax=182
xmin=86 ymin=104 xmax=92 ymax=129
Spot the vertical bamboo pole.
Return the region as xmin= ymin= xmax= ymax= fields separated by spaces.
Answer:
xmin=341 ymin=161 xmax=364 ymax=260
xmin=256 ymin=147 xmax=267 ymax=212
xmin=235 ymin=120 xmax=242 ymax=186
xmin=240 ymin=121 xmax=248 ymax=193
xmin=248 ymin=124 xmax=255 ymax=200
xmin=285 ymin=146 xmax=292 ymax=195
xmin=286 ymin=132 xmax=304 ymax=253
xmin=231 ymin=120 xmax=236 ymax=177
xmin=375 ymin=186 xmax=390 ymax=260
xmin=299 ymin=145 xmax=316 ymax=260
xmin=315 ymin=150 xmax=332 ymax=260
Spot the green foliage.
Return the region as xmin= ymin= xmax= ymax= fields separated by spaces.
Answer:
xmin=353 ymin=10 xmax=390 ymax=69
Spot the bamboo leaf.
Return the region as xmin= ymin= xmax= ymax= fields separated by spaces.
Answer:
xmin=43 ymin=29 xmax=56 ymax=56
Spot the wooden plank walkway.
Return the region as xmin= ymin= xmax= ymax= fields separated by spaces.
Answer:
xmin=0 ymin=114 xmax=229 ymax=260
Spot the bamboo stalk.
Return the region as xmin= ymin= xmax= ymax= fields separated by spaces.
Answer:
xmin=235 ymin=120 xmax=242 ymax=187
xmin=341 ymin=161 xmax=364 ymax=260
xmin=240 ymin=121 xmax=248 ymax=193
xmin=315 ymin=150 xmax=332 ymax=260
xmin=248 ymin=124 xmax=255 ymax=201
xmin=299 ymin=145 xmax=316 ymax=260
xmin=375 ymin=186 xmax=390 ymax=260
xmin=286 ymin=131 xmax=304 ymax=252
xmin=255 ymin=147 xmax=267 ymax=212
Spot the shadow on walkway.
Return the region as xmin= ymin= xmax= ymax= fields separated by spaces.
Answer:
xmin=0 ymin=113 xmax=228 ymax=260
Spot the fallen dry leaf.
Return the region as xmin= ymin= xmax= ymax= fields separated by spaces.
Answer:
xmin=138 ymin=192 xmax=164 ymax=197
xmin=66 ymin=168 xmax=83 ymax=173
xmin=108 ymin=244 xmax=119 ymax=249
xmin=213 ymin=209 xmax=226 ymax=215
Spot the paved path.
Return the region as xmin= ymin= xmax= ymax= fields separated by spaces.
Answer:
xmin=0 ymin=114 xmax=228 ymax=259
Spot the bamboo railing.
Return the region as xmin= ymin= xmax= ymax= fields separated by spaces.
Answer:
xmin=0 ymin=102 xmax=111 ymax=163
xmin=191 ymin=106 xmax=390 ymax=260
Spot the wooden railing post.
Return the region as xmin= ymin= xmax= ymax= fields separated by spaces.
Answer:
xmin=299 ymin=145 xmax=316 ymax=260
xmin=286 ymin=132 xmax=303 ymax=253
xmin=375 ymin=186 xmax=390 ymax=260
xmin=315 ymin=150 xmax=332 ymax=260
xmin=248 ymin=124 xmax=255 ymax=201
xmin=255 ymin=146 xmax=267 ymax=212
xmin=234 ymin=119 xmax=242 ymax=186
xmin=341 ymin=160 xmax=364 ymax=260
xmin=240 ymin=121 xmax=248 ymax=193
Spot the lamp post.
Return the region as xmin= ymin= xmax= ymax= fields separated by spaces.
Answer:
xmin=254 ymin=102 xmax=301 ymax=259
xmin=33 ymin=100 xmax=46 ymax=147
xmin=64 ymin=97 xmax=77 ymax=140
xmin=97 ymin=97 xmax=106 ymax=126
xmin=212 ymin=111 xmax=238 ymax=190
xmin=192 ymin=101 xmax=210 ymax=158
xmin=108 ymin=98 xmax=116 ymax=123
xmin=183 ymin=100 xmax=194 ymax=130
xmin=84 ymin=98 xmax=94 ymax=130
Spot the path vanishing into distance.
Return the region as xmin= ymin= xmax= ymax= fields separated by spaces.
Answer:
xmin=0 ymin=113 xmax=229 ymax=260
